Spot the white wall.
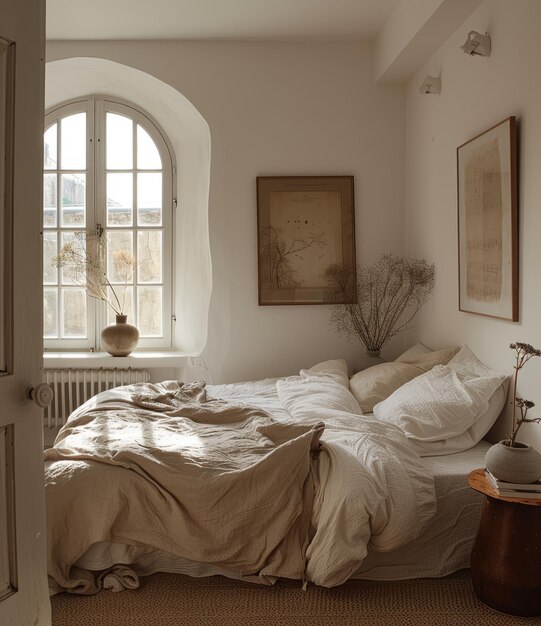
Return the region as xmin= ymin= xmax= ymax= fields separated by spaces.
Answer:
xmin=47 ymin=41 xmax=406 ymax=382
xmin=45 ymin=57 xmax=213 ymax=360
xmin=404 ymin=0 xmax=541 ymax=448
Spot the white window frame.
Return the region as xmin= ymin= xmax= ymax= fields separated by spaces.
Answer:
xmin=43 ymin=96 xmax=175 ymax=351
xmin=44 ymin=99 xmax=95 ymax=351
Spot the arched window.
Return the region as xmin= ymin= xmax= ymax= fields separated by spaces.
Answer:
xmin=43 ymin=97 xmax=174 ymax=350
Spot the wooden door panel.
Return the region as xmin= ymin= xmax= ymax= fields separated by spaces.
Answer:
xmin=0 ymin=425 xmax=16 ymax=601
xmin=0 ymin=36 xmax=14 ymax=376
xmin=0 ymin=1 xmax=50 ymax=625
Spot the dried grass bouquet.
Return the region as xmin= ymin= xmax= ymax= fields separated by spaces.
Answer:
xmin=53 ymin=230 xmax=135 ymax=317
xmin=325 ymin=254 xmax=435 ymax=354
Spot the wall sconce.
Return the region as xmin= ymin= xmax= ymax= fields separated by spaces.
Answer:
xmin=419 ymin=75 xmax=441 ymax=95
xmin=460 ymin=31 xmax=491 ymax=57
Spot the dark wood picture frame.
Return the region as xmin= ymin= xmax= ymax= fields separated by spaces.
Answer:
xmin=257 ymin=176 xmax=356 ymax=305
xmin=457 ymin=116 xmax=518 ymax=321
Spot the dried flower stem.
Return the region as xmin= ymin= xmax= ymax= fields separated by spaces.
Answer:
xmin=507 ymin=342 xmax=541 ymax=447
xmin=511 ymin=354 xmax=520 ymax=436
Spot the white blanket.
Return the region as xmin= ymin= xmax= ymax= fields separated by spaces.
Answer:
xmin=276 ymin=369 xmax=436 ymax=586
xmin=45 ymin=369 xmax=436 ymax=592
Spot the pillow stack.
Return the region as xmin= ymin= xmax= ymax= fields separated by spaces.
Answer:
xmin=349 ymin=343 xmax=458 ymax=413
xmin=373 ymin=346 xmax=509 ymax=456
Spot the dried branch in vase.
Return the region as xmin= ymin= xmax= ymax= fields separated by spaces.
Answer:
xmin=325 ymin=254 xmax=435 ymax=355
xmin=53 ymin=230 xmax=135 ymax=317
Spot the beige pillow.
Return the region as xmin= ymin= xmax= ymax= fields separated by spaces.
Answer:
xmin=310 ymin=359 xmax=349 ymax=377
xmin=395 ymin=342 xmax=432 ymax=363
xmin=398 ymin=347 xmax=458 ymax=367
xmin=349 ymin=347 xmax=458 ymax=413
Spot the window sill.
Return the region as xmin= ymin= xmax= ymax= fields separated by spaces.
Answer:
xmin=44 ymin=351 xmax=191 ymax=369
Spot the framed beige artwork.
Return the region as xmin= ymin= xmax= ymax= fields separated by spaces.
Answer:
xmin=257 ymin=176 xmax=356 ymax=305
xmin=457 ymin=117 xmax=518 ymax=321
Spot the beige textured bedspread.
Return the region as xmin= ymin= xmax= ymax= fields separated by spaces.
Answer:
xmin=44 ymin=381 xmax=323 ymax=594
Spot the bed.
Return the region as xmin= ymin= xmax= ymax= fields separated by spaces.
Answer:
xmin=72 ymin=437 xmax=489 ymax=587
xmin=44 ymin=351 xmax=506 ymax=595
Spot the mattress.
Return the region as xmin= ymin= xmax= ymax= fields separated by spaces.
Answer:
xmin=73 ymin=376 xmax=489 ymax=584
xmin=353 ymin=441 xmax=489 ymax=580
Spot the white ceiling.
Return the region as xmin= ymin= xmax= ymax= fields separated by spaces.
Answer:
xmin=46 ymin=0 xmax=400 ymax=41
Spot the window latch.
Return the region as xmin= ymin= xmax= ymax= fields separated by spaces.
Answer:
xmin=96 ymin=223 xmax=104 ymax=238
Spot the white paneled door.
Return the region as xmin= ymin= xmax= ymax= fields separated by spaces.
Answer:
xmin=0 ymin=1 xmax=51 ymax=625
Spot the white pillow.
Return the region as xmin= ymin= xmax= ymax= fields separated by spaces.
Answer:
xmin=349 ymin=347 xmax=458 ymax=413
xmin=433 ymin=381 xmax=508 ymax=455
xmin=447 ymin=345 xmax=499 ymax=378
xmin=373 ymin=363 xmax=507 ymax=456
xmin=278 ymin=368 xmax=362 ymax=416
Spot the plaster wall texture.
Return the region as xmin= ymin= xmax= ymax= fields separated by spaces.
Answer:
xmin=403 ymin=0 xmax=541 ymax=447
xmin=47 ymin=40 xmax=406 ymax=382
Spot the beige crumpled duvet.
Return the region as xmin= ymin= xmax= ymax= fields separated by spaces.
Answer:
xmin=45 ymin=367 xmax=436 ymax=594
xmin=44 ymin=381 xmax=323 ymax=594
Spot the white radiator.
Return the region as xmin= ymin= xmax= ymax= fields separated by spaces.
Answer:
xmin=44 ymin=368 xmax=151 ymax=429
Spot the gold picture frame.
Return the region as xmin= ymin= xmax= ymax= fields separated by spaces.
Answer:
xmin=257 ymin=176 xmax=356 ymax=305
xmin=457 ymin=117 xmax=518 ymax=321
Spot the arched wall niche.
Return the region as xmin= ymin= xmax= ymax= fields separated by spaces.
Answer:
xmin=45 ymin=57 xmax=212 ymax=355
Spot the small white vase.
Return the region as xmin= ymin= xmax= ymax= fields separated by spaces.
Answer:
xmin=365 ymin=349 xmax=384 ymax=364
xmin=359 ymin=350 xmax=384 ymax=371
xmin=101 ymin=315 xmax=139 ymax=357
xmin=366 ymin=350 xmax=381 ymax=358
xmin=485 ymin=440 xmax=541 ymax=483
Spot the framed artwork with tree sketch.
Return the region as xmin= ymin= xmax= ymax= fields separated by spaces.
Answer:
xmin=457 ymin=117 xmax=518 ymax=321
xmin=257 ymin=176 xmax=356 ymax=305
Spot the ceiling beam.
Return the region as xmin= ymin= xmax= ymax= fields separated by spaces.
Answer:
xmin=374 ymin=0 xmax=483 ymax=83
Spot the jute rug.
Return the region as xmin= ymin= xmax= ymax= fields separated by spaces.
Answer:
xmin=51 ymin=570 xmax=541 ymax=626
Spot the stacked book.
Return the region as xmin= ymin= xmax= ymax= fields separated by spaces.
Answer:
xmin=485 ymin=469 xmax=541 ymax=499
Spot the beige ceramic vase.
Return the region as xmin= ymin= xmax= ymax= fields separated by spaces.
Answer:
xmin=485 ymin=440 xmax=541 ymax=483
xmin=101 ymin=315 xmax=139 ymax=357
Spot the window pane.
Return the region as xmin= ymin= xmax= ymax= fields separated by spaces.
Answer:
xmin=138 ymin=286 xmax=162 ymax=337
xmin=43 ymin=103 xmax=171 ymax=347
xmin=43 ymin=289 xmax=58 ymax=338
xmin=43 ymin=232 xmax=58 ymax=285
xmin=107 ymin=173 xmax=133 ymax=226
xmin=61 ymin=113 xmax=86 ymax=170
xmin=106 ymin=231 xmax=134 ymax=283
xmin=62 ymin=288 xmax=87 ymax=338
xmin=44 ymin=123 xmax=57 ymax=170
xmin=137 ymin=230 xmax=162 ymax=283
xmin=107 ymin=113 xmax=133 ymax=170
xmin=106 ymin=286 xmax=133 ymax=325
xmin=43 ymin=173 xmax=57 ymax=227
xmin=60 ymin=232 xmax=85 ymax=285
xmin=137 ymin=125 xmax=162 ymax=170
xmin=61 ymin=173 xmax=86 ymax=227
xmin=137 ymin=173 xmax=162 ymax=225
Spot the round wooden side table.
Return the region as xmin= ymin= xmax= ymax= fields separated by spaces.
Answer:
xmin=468 ymin=468 xmax=541 ymax=617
